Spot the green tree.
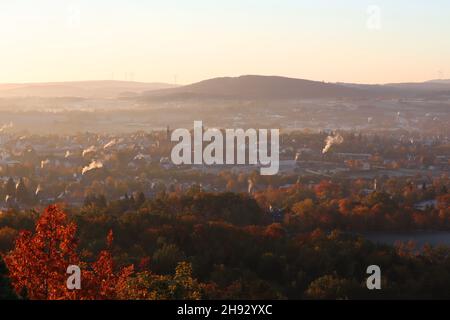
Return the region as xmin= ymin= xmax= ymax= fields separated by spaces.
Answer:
xmin=152 ymin=243 xmax=185 ymax=274
xmin=16 ymin=178 xmax=31 ymax=204
xmin=0 ymin=257 xmax=17 ymax=299
xmin=119 ymin=262 xmax=201 ymax=300
xmin=305 ymin=275 xmax=360 ymax=300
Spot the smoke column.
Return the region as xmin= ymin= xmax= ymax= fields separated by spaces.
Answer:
xmin=322 ymin=134 xmax=344 ymax=154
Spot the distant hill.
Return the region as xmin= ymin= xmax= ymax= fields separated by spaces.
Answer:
xmin=383 ymin=79 xmax=450 ymax=92
xmin=141 ymin=75 xmax=450 ymax=101
xmin=0 ymin=80 xmax=178 ymax=99
xmin=143 ymin=75 xmax=374 ymax=100
xmin=427 ymin=79 xmax=450 ymax=84
xmin=3 ymin=76 xmax=450 ymax=101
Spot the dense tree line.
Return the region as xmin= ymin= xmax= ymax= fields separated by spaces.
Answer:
xmin=0 ymin=183 xmax=449 ymax=299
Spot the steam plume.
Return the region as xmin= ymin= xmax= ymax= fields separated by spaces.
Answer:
xmin=104 ymin=139 xmax=117 ymax=149
xmin=248 ymin=179 xmax=255 ymax=194
xmin=41 ymin=159 xmax=50 ymax=169
xmin=0 ymin=122 xmax=13 ymax=133
xmin=82 ymin=160 xmax=103 ymax=175
xmin=322 ymin=133 xmax=344 ymax=154
xmin=82 ymin=146 xmax=96 ymax=157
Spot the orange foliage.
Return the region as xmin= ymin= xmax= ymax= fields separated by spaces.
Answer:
xmin=5 ymin=205 xmax=133 ymax=300
xmin=264 ymin=223 xmax=285 ymax=239
xmin=4 ymin=205 xmax=79 ymax=299
xmin=314 ymin=180 xmax=341 ymax=199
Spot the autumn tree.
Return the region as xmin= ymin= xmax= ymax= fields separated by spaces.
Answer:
xmin=81 ymin=230 xmax=134 ymax=299
xmin=314 ymin=180 xmax=341 ymax=200
xmin=5 ymin=205 xmax=133 ymax=300
xmin=5 ymin=205 xmax=79 ymax=299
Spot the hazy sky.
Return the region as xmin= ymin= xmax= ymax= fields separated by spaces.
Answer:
xmin=1 ymin=0 xmax=449 ymax=84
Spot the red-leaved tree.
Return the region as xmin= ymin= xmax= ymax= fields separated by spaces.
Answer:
xmin=5 ymin=205 xmax=133 ymax=300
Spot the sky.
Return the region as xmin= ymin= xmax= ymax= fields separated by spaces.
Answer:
xmin=0 ymin=0 xmax=450 ymax=84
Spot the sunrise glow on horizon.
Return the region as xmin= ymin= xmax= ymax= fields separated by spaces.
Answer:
xmin=1 ymin=0 xmax=450 ymax=84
